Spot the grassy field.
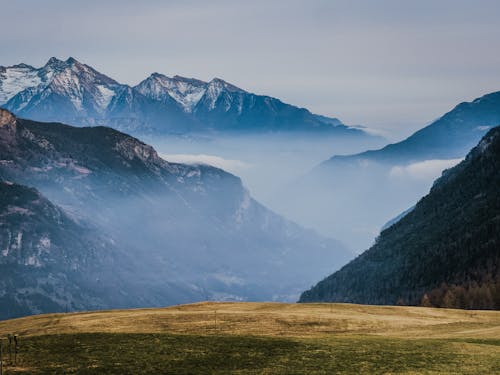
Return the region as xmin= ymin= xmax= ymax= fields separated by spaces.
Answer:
xmin=0 ymin=302 xmax=499 ymax=374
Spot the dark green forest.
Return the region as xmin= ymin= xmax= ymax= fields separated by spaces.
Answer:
xmin=300 ymin=126 xmax=500 ymax=309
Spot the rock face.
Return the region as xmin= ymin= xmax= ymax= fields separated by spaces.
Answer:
xmin=0 ymin=181 xmax=125 ymax=319
xmin=0 ymin=108 xmax=16 ymax=128
xmin=0 ymin=111 xmax=352 ymax=319
xmin=300 ymin=127 xmax=500 ymax=310
xmin=0 ymin=57 xmax=375 ymax=138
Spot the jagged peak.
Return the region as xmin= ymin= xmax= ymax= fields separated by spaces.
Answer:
xmin=207 ymin=77 xmax=245 ymax=93
xmin=43 ymin=56 xmax=84 ymax=72
xmin=66 ymin=57 xmax=79 ymax=65
xmin=172 ymin=75 xmax=207 ymax=86
xmin=145 ymin=73 xmax=207 ymax=87
xmin=10 ymin=63 xmax=36 ymax=70
xmin=149 ymin=72 xmax=165 ymax=79
xmin=45 ymin=56 xmax=64 ymax=66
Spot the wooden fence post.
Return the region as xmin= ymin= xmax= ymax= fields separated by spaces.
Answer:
xmin=1 ymin=337 xmax=3 ymax=375
xmin=14 ymin=335 xmax=18 ymax=366
xmin=7 ymin=335 xmax=11 ymax=365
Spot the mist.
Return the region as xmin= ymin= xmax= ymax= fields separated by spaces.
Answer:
xmin=271 ymin=157 xmax=464 ymax=252
xmin=0 ymin=117 xmax=361 ymax=319
xmin=147 ymin=132 xmax=386 ymax=208
xmin=147 ymin=132 xmax=462 ymax=253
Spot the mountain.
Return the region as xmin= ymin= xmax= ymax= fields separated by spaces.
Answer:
xmin=272 ymin=91 xmax=500 ymax=250
xmin=0 ymin=57 xmax=375 ymax=138
xmin=0 ymin=180 xmax=126 ymax=319
xmin=0 ymin=109 xmax=352 ymax=319
xmin=300 ymin=126 xmax=500 ymax=309
xmin=323 ymin=91 xmax=500 ymax=166
xmin=0 ymin=57 xmax=192 ymax=135
xmin=2 ymin=57 xmax=121 ymax=121
xmin=136 ymin=73 xmax=366 ymax=134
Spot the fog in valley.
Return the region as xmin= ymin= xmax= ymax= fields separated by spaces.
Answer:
xmin=149 ymin=133 xmax=383 ymax=205
xmin=149 ymin=132 xmax=460 ymax=252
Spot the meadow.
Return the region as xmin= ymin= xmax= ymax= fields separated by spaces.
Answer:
xmin=0 ymin=302 xmax=499 ymax=374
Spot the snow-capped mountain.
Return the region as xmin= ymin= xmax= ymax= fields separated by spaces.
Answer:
xmin=136 ymin=73 xmax=364 ymax=133
xmin=3 ymin=57 xmax=122 ymax=120
xmin=0 ymin=57 xmax=375 ymax=138
xmin=135 ymin=73 xmax=207 ymax=112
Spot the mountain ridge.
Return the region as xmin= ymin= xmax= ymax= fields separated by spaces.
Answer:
xmin=322 ymin=90 xmax=500 ymax=167
xmin=0 ymin=57 xmax=374 ymax=137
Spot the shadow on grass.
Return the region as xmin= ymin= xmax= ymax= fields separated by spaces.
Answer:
xmin=3 ymin=333 xmax=500 ymax=374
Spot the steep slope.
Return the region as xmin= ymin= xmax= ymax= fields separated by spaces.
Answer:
xmin=0 ymin=178 xmax=185 ymax=321
xmin=300 ymin=127 xmax=500 ymax=309
xmin=134 ymin=73 xmax=207 ymax=113
xmin=4 ymin=57 xmax=121 ymax=121
xmin=0 ymin=180 xmax=124 ymax=320
xmin=0 ymin=109 xmax=352 ymax=318
xmin=0 ymin=57 xmax=376 ymax=138
xmin=274 ymin=91 xmax=500 ymax=250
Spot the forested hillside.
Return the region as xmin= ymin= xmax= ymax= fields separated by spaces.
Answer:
xmin=300 ymin=126 xmax=500 ymax=309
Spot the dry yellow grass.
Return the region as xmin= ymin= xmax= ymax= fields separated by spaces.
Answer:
xmin=1 ymin=301 xmax=499 ymax=340
xmin=1 ymin=303 xmax=499 ymax=374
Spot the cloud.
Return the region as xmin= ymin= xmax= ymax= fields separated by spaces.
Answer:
xmin=389 ymin=158 xmax=463 ymax=181
xmin=160 ymin=153 xmax=250 ymax=174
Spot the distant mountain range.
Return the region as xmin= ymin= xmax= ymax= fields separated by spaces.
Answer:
xmin=0 ymin=57 xmax=374 ymax=138
xmin=272 ymin=90 xmax=500 ymax=250
xmin=0 ymin=109 xmax=352 ymax=320
xmin=323 ymin=90 xmax=500 ymax=166
xmin=300 ymin=126 xmax=500 ymax=309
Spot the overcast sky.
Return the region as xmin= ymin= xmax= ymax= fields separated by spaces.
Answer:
xmin=1 ymin=0 xmax=499 ymax=138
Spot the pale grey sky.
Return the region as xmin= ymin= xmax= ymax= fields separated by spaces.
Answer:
xmin=1 ymin=0 xmax=499 ymax=139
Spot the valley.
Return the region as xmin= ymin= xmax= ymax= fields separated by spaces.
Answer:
xmin=1 ymin=2 xmax=499 ymax=374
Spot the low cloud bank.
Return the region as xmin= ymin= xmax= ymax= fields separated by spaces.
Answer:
xmin=160 ymin=153 xmax=250 ymax=175
xmin=389 ymin=158 xmax=463 ymax=181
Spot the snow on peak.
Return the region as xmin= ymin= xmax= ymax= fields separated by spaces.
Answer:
xmin=136 ymin=73 xmax=247 ymax=113
xmin=47 ymin=67 xmax=85 ymax=110
xmin=0 ymin=64 xmax=42 ymax=105
xmin=95 ymin=85 xmax=116 ymax=110
xmin=208 ymin=78 xmax=244 ymax=93
xmin=203 ymin=78 xmax=245 ymax=111
xmin=1 ymin=58 xmax=250 ymax=117
xmin=136 ymin=73 xmax=208 ymax=112
xmin=0 ymin=57 xmax=121 ymax=113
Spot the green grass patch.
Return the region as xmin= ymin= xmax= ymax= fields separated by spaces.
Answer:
xmin=2 ymin=333 xmax=500 ymax=374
